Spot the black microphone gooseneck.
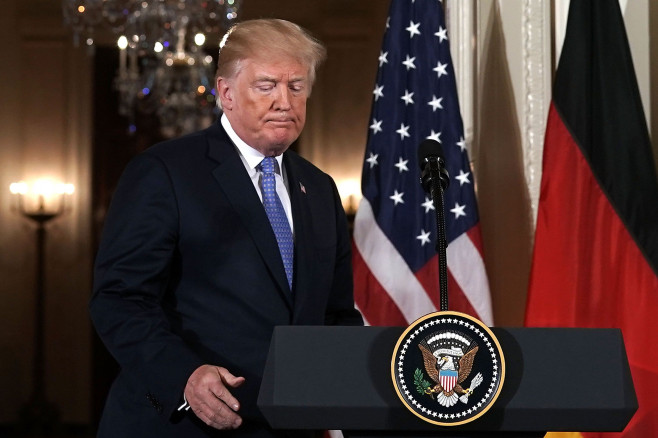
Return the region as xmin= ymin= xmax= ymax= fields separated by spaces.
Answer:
xmin=418 ymin=140 xmax=450 ymax=312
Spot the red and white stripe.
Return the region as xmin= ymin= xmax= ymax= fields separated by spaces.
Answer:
xmin=440 ymin=373 xmax=458 ymax=392
xmin=353 ymin=198 xmax=493 ymax=326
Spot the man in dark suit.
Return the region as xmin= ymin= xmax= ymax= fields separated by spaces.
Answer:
xmin=90 ymin=18 xmax=363 ymax=437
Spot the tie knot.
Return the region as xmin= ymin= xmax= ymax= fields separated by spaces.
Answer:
xmin=260 ymin=156 xmax=277 ymax=175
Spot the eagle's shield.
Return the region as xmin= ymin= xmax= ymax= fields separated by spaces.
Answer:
xmin=439 ymin=369 xmax=458 ymax=392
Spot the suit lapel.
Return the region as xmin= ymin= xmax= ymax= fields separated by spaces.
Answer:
xmin=206 ymin=123 xmax=292 ymax=307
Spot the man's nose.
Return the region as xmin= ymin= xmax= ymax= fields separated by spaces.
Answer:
xmin=273 ymin=85 xmax=292 ymax=111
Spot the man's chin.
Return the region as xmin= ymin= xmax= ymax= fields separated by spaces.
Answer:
xmin=263 ymin=132 xmax=299 ymax=154
xmin=257 ymin=140 xmax=291 ymax=157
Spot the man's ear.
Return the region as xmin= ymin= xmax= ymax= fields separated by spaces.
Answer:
xmin=216 ymin=77 xmax=233 ymax=110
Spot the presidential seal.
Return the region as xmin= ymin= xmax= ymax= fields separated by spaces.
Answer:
xmin=391 ymin=311 xmax=505 ymax=426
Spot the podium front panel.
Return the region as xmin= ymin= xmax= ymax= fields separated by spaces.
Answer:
xmin=257 ymin=326 xmax=636 ymax=432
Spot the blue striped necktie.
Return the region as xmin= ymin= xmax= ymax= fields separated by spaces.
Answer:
xmin=259 ymin=157 xmax=294 ymax=289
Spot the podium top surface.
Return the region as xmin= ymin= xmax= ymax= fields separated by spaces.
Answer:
xmin=257 ymin=326 xmax=637 ymax=433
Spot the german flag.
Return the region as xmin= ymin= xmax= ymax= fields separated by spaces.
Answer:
xmin=525 ymin=1 xmax=658 ymax=437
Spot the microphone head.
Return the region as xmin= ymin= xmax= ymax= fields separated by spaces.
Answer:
xmin=417 ymin=139 xmax=445 ymax=170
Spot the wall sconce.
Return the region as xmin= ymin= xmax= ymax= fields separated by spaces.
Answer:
xmin=10 ymin=179 xmax=75 ymax=222
xmin=337 ymin=179 xmax=362 ymax=233
xmin=9 ymin=179 xmax=74 ymax=431
xmin=337 ymin=178 xmax=362 ymax=217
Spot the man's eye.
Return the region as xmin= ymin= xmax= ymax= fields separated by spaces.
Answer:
xmin=256 ymin=84 xmax=274 ymax=92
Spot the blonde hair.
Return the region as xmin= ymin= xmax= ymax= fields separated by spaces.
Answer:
xmin=215 ymin=19 xmax=326 ymax=107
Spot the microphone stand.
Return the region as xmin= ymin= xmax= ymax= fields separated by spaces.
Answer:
xmin=421 ymin=157 xmax=449 ymax=312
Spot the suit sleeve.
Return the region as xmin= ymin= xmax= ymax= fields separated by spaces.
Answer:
xmin=324 ymin=176 xmax=364 ymax=326
xmin=89 ymin=152 xmax=204 ymax=420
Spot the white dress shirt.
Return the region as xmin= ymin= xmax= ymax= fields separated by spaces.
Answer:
xmin=220 ymin=114 xmax=294 ymax=234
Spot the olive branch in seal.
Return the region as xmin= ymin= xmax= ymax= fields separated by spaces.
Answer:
xmin=413 ymin=368 xmax=432 ymax=395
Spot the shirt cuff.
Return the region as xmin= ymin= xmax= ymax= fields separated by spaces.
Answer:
xmin=177 ymin=393 xmax=191 ymax=411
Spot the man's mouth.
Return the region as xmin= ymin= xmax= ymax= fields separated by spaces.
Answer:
xmin=267 ymin=118 xmax=294 ymax=125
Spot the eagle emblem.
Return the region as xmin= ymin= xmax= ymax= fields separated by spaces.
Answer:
xmin=392 ymin=311 xmax=505 ymax=426
xmin=416 ymin=331 xmax=484 ymax=407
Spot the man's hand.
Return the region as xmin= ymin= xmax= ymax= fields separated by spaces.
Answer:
xmin=185 ymin=364 xmax=246 ymax=430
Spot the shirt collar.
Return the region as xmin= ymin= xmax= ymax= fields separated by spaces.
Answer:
xmin=221 ymin=113 xmax=284 ymax=173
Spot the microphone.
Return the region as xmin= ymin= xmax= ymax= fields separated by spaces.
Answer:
xmin=418 ymin=139 xmax=450 ymax=312
xmin=417 ymin=139 xmax=450 ymax=193
xmin=417 ymin=139 xmax=451 ymax=311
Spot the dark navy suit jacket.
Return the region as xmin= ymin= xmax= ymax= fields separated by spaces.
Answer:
xmin=90 ymin=121 xmax=363 ymax=437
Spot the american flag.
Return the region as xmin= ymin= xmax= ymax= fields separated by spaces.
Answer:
xmin=352 ymin=0 xmax=493 ymax=326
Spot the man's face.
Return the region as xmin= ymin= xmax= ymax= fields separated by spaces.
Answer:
xmin=217 ymin=56 xmax=309 ymax=156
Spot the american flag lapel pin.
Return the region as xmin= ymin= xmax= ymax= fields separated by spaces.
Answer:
xmin=299 ymin=182 xmax=306 ymax=194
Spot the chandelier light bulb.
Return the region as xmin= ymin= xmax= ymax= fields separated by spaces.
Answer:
xmin=154 ymin=42 xmax=164 ymax=53
xmin=33 ymin=179 xmax=57 ymax=196
xmin=194 ymin=33 xmax=206 ymax=46
xmin=117 ymin=35 xmax=128 ymax=50
xmin=9 ymin=182 xmax=28 ymax=195
xmin=57 ymin=183 xmax=76 ymax=195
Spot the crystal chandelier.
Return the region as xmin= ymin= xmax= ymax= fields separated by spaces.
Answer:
xmin=62 ymin=1 xmax=242 ymax=137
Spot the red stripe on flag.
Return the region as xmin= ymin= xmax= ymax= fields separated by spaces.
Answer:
xmin=466 ymin=224 xmax=486 ymax=260
xmin=415 ymin=256 xmax=479 ymax=319
xmin=352 ymin=242 xmax=408 ymax=326
xmin=447 ymin=270 xmax=479 ymax=320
